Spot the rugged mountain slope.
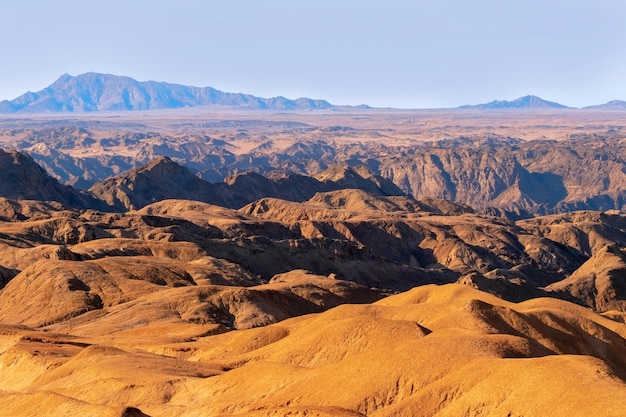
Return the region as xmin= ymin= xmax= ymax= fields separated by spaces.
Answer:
xmin=87 ymin=156 xmax=214 ymax=210
xmin=0 ymin=73 xmax=332 ymax=113
xmin=312 ymin=164 xmax=403 ymax=196
xmin=379 ymin=136 xmax=626 ymax=214
xmin=240 ymin=189 xmax=473 ymax=222
xmin=0 ymin=260 xmax=381 ymax=331
xmin=517 ymin=211 xmax=626 ymax=257
xmin=0 ymin=149 xmax=105 ymax=210
xmin=88 ymin=158 xmax=403 ymax=211
xmin=547 ymin=244 xmax=626 ymax=312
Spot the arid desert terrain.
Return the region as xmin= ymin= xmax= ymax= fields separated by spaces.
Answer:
xmin=0 ymin=108 xmax=625 ymax=416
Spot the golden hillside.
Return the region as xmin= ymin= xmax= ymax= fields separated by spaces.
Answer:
xmin=0 ymin=284 xmax=625 ymax=416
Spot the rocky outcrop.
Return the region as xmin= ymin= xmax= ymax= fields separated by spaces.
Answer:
xmin=88 ymin=156 xmax=214 ymax=210
xmin=547 ymin=244 xmax=626 ymax=312
xmin=0 ymin=149 xmax=106 ymax=210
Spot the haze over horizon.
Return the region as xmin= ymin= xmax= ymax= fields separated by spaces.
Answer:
xmin=1 ymin=1 xmax=625 ymax=109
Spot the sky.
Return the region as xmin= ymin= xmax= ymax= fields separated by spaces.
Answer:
xmin=0 ymin=1 xmax=625 ymax=109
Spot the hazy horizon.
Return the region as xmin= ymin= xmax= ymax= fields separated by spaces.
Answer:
xmin=1 ymin=1 xmax=625 ymax=108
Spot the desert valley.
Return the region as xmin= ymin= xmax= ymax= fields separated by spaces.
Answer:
xmin=0 ymin=74 xmax=625 ymax=416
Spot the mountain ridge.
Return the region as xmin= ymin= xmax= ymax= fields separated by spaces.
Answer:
xmin=0 ymin=73 xmax=333 ymax=113
xmin=459 ymin=95 xmax=569 ymax=110
xmin=2 ymin=74 xmax=625 ymax=112
xmin=583 ymin=100 xmax=626 ymax=110
xmin=88 ymin=157 xmax=405 ymax=211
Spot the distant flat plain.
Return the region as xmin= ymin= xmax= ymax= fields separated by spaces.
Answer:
xmin=1 ymin=107 xmax=625 ymax=148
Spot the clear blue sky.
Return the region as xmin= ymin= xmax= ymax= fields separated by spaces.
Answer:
xmin=1 ymin=1 xmax=625 ymax=108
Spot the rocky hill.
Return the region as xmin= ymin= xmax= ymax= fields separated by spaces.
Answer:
xmin=546 ymin=244 xmax=626 ymax=312
xmin=0 ymin=148 xmax=107 ymax=210
xmin=0 ymin=188 xmax=624 ymax=308
xmin=87 ymin=156 xmax=215 ymax=210
xmin=0 ymin=73 xmax=333 ymax=113
xmin=88 ymin=157 xmax=403 ymax=211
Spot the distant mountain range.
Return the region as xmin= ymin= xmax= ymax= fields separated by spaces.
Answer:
xmin=459 ymin=95 xmax=626 ymax=110
xmin=459 ymin=95 xmax=569 ymax=110
xmin=0 ymin=73 xmax=624 ymax=112
xmin=583 ymin=100 xmax=626 ymax=110
xmin=0 ymin=73 xmax=333 ymax=113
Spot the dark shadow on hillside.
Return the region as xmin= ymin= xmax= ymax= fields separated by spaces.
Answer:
xmin=522 ymin=172 xmax=568 ymax=205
